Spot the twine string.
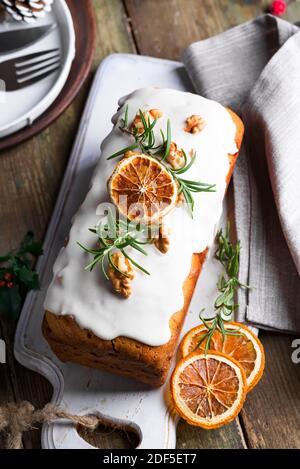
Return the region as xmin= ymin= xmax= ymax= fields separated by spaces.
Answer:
xmin=0 ymin=401 xmax=100 ymax=449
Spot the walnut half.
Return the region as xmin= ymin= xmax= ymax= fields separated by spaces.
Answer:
xmin=130 ymin=109 xmax=163 ymax=134
xmin=166 ymin=142 xmax=185 ymax=170
xmin=184 ymin=114 xmax=206 ymax=134
xmin=154 ymin=223 xmax=171 ymax=254
xmin=108 ymin=252 xmax=135 ymax=299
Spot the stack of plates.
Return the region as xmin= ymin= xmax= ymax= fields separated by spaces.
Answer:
xmin=0 ymin=0 xmax=75 ymax=139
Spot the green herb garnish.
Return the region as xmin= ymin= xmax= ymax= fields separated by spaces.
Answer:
xmin=195 ymin=225 xmax=250 ymax=354
xmin=78 ymin=209 xmax=151 ymax=279
xmin=120 ymin=104 xmax=129 ymax=129
xmin=107 ymin=107 xmax=216 ymax=216
xmin=0 ymin=232 xmax=43 ymax=320
xmin=107 ymin=108 xmax=162 ymax=160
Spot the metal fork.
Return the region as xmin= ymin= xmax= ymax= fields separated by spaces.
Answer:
xmin=0 ymin=49 xmax=61 ymax=92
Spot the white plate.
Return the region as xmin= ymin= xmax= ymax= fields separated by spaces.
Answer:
xmin=14 ymin=54 xmax=233 ymax=449
xmin=0 ymin=0 xmax=75 ymax=138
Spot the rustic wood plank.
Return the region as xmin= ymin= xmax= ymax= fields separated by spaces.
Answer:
xmin=124 ymin=0 xmax=300 ymax=60
xmin=77 ymin=422 xmax=140 ymax=449
xmin=0 ymin=321 xmax=20 ymax=448
xmin=123 ymin=0 xmax=266 ymax=60
xmin=241 ymin=331 xmax=300 ymax=449
xmin=177 ymin=419 xmax=246 ymax=449
xmin=0 ymin=320 xmax=53 ymax=449
xmin=0 ymin=0 xmax=135 ymax=449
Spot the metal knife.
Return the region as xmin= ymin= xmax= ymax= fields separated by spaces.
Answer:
xmin=0 ymin=24 xmax=56 ymax=55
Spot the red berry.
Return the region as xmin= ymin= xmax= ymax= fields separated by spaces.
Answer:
xmin=6 ymin=282 xmax=14 ymax=289
xmin=4 ymin=272 xmax=13 ymax=282
xmin=270 ymin=0 xmax=287 ymax=16
xmin=0 ymin=280 xmax=5 ymax=288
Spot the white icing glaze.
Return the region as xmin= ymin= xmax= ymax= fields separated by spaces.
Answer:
xmin=44 ymin=88 xmax=238 ymax=346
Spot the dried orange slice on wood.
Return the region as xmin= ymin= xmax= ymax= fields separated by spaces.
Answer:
xmin=180 ymin=322 xmax=265 ymax=392
xmin=171 ymin=351 xmax=246 ymax=429
xmin=108 ymin=154 xmax=177 ymax=223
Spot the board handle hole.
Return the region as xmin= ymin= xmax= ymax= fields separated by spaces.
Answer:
xmin=77 ymin=415 xmax=141 ymax=449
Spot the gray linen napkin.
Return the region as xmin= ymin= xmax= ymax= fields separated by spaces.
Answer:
xmin=182 ymin=14 xmax=300 ymax=333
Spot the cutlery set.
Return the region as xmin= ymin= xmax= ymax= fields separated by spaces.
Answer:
xmin=0 ymin=23 xmax=59 ymax=91
xmin=0 ymin=48 xmax=60 ymax=91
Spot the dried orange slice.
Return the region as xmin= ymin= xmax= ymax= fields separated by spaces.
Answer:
xmin=180 ymin=322 xmax=265 ymax=392
xmin=108 ymin=154 xmax=177 ymax=223
xmin=171 ymin=351 xmax=246 ymax=429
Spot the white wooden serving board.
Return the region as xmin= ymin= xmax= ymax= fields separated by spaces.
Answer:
xmin=14 ymin=54 xmax=231 ymax=449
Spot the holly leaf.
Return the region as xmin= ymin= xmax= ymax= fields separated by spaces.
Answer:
xmin=19 ymin=232 xmax=43 ymax=257
xmin=0 ymin=286 xmax=22 ymax=320
xmin=0 ymin=232 xmax=43 ymax=321
xmin=0 ymin=267 xmax=7 ymax=277
xmin=18 ymin=265 xmax=40 ymax=290
xmin=25 ymin=240 xmax=43 ymax=257
xmin=0 ymin=254 xmax=12 ymax=264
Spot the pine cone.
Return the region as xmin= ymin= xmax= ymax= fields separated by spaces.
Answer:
xmin=0 ymin=0 xmax=53 ymax=23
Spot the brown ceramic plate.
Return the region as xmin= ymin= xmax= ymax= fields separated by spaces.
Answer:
xmin=0 ymin=0 xmax=96 ymax=152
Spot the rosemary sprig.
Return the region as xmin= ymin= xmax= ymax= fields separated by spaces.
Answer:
xmin=78 ymin=209 xmax=151 ymax=280
xmin=195 ymin=225 xmax=250 ymax=354
xmin=107 ymin=107 xmax=216 ymax=215
xmin=107 ymin=108 xmax=163 ymax=160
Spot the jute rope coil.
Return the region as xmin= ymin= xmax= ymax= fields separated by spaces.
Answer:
xmin=0 ymin=401 xmax=101 ymax=449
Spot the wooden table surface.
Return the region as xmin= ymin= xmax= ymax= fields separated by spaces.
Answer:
xmin=1 ymin=0 xmax=300 ymax=450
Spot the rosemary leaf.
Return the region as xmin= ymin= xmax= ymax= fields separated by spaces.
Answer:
xmin=101 ymin=256 xmax=109 ymax=280
xmin=108 ymin=251 xmax=128 ymax=278
xmin=162 ymin=119 xmax=171 ymax=161
xmin=107 ymin=143 xmax=138 ymax=160
xmin=195 ymin=224 xmax=250 ymax=354
xmin=123 ymin=105 xmax=129 ymax=128
xmin=121 ymin=249 xmax=150 ymax=276
xmin=170 ymin=150 xmax=191 ymax=174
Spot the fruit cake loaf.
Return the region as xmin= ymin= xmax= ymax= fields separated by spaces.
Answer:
xmin=43 ymin=88 xmax=244 ymax=387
